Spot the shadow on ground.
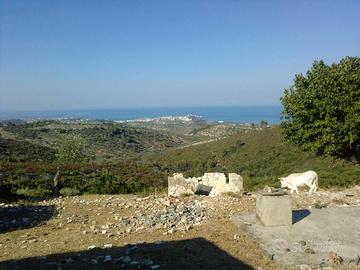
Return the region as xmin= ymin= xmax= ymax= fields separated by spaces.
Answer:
xmin=0 ymin=237 xmax=254 ymax=270
xmin=0 ymin=205 xmax=55 ymax=233
xmin=292 ymin=209 xmax=311 ymax=224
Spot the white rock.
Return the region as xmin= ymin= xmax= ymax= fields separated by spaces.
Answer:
xmin=299 ymin=264 xmax=312 ymax=270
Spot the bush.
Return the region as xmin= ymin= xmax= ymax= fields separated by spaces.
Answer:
xmin=15 ymin=188 xmax=53 ymax=198
xmin=89 ymin=170 xmax=145 ymax=194
xmin=59 ymin=187 xmax=80 ymax=197
xmin=57 ymin=135 xmax=87 ymax=163
xmin=0 ymin=161 xmax=166 ymax=199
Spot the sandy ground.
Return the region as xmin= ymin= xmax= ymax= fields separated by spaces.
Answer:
xmin=1 ymin=187 xmax=360 ymax=270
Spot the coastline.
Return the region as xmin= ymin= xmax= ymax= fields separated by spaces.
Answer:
xmin=0 ymin=105 xmax=282 ymax=124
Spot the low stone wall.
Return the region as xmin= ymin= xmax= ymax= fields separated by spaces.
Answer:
xmin=168 ymin=172 xmax=243 ymax=197
xmin=167 ymin=173 xmax=197 ymax=197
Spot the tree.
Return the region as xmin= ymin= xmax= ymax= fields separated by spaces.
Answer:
xmin=57 ymin=135 xmax=87 ymax=163
xmin=54 ymin=135 xmax=87 ymax=194
xmin=280 ymin=56 xmax=360 ymax=159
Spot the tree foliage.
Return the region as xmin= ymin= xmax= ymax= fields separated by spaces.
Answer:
xmin=57 ymin=135 xmax=87 ymax=163
xmin=280 ymin=57 xmax=360 ymax=158
xmin=89 ymin=169 xmax=145 ymax=194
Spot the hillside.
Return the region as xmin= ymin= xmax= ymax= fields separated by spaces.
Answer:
xmin=1 ymin=123 xmax=359 ymax=200
xmin=150 ymin=127 xmax=360 ymax=190
xmin=0 ymin=119 xmax=265 ymax=200
xmin=123 ymin=116 xmax=257 ymax=139
xmin=0 ymin=121 xmax=189 ymax=161
xmin=0 ymin=137 xmax=56 ymax=162
xmin=0 ymin=118 xmax=258 ymax=162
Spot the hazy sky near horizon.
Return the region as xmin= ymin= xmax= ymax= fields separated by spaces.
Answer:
xmin=0 ymin=1 xmax=359 ymax=111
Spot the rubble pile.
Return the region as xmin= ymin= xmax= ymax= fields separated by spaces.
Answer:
xmin=118 ymin=199 xmax=207 ymax=233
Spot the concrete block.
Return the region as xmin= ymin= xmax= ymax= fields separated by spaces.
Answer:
xmin=256 ymin=193 xmax=292 ymax=226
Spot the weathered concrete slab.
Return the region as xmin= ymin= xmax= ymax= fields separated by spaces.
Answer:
xmin=233 ymin=206 xmax=360 ymax=267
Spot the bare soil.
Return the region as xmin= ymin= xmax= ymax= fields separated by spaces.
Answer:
xmin=1 ymin=187 xmax=360 ymax=270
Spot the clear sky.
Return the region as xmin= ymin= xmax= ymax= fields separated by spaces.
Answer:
xmin=0 ymin=1 xmax=359 ymax=111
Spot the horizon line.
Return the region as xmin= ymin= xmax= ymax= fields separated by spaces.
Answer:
xmin=0 ymin=103 xmax=282 ymax=113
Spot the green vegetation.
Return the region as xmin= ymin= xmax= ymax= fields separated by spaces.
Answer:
xmin=189 ymin=123 xmax=251 ymax=138
xmin=151 ymin=127 xmax=360 ymax=190
xmin=281 ymin=57 xmax=360 ymax=159
xmin=0 ymin=137 xmax=56 ymax=162
xmin=15 ymin=187 xmax=53 ymax=198
xmin=1 ymin=114 xmax=359 ymax=200
xmin=0 ymin=119 xmax=255 ymax=200
xmin=0 ymin=161 xmax=167 ymax=200
xmin=57 ymin=135 xmax=87 ymax=163
xmin=0 ymin=121 xmax=188 ymax=161
xmin=59 ymin=187 xmax=80 ymax=197
xmin=89 ymin=169 xmax=145 ymax=194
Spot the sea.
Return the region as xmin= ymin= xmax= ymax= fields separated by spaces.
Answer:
xmin=0 ymin=105 xmax=282 ymax=124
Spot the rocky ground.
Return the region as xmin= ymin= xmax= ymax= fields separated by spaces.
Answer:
xmin=1 ymin=187 xmax=360 ymax=270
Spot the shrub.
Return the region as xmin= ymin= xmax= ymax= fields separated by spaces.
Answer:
xmin=59 ymin=187 xmax=80 ymax=197
xmin=57 ymin=135 xmax=87 ymax=163
xmin=89 ymin=170 xmax=145 ymax=194
xmin=15 ymin=188 xmax=53 ymax=198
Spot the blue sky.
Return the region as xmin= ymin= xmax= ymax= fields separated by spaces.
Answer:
xmin=0 ymin=1 xmax=359 ymax=111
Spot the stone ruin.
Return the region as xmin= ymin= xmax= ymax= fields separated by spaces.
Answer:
xmin=168 ymin=172 xmax=243 ymax=197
